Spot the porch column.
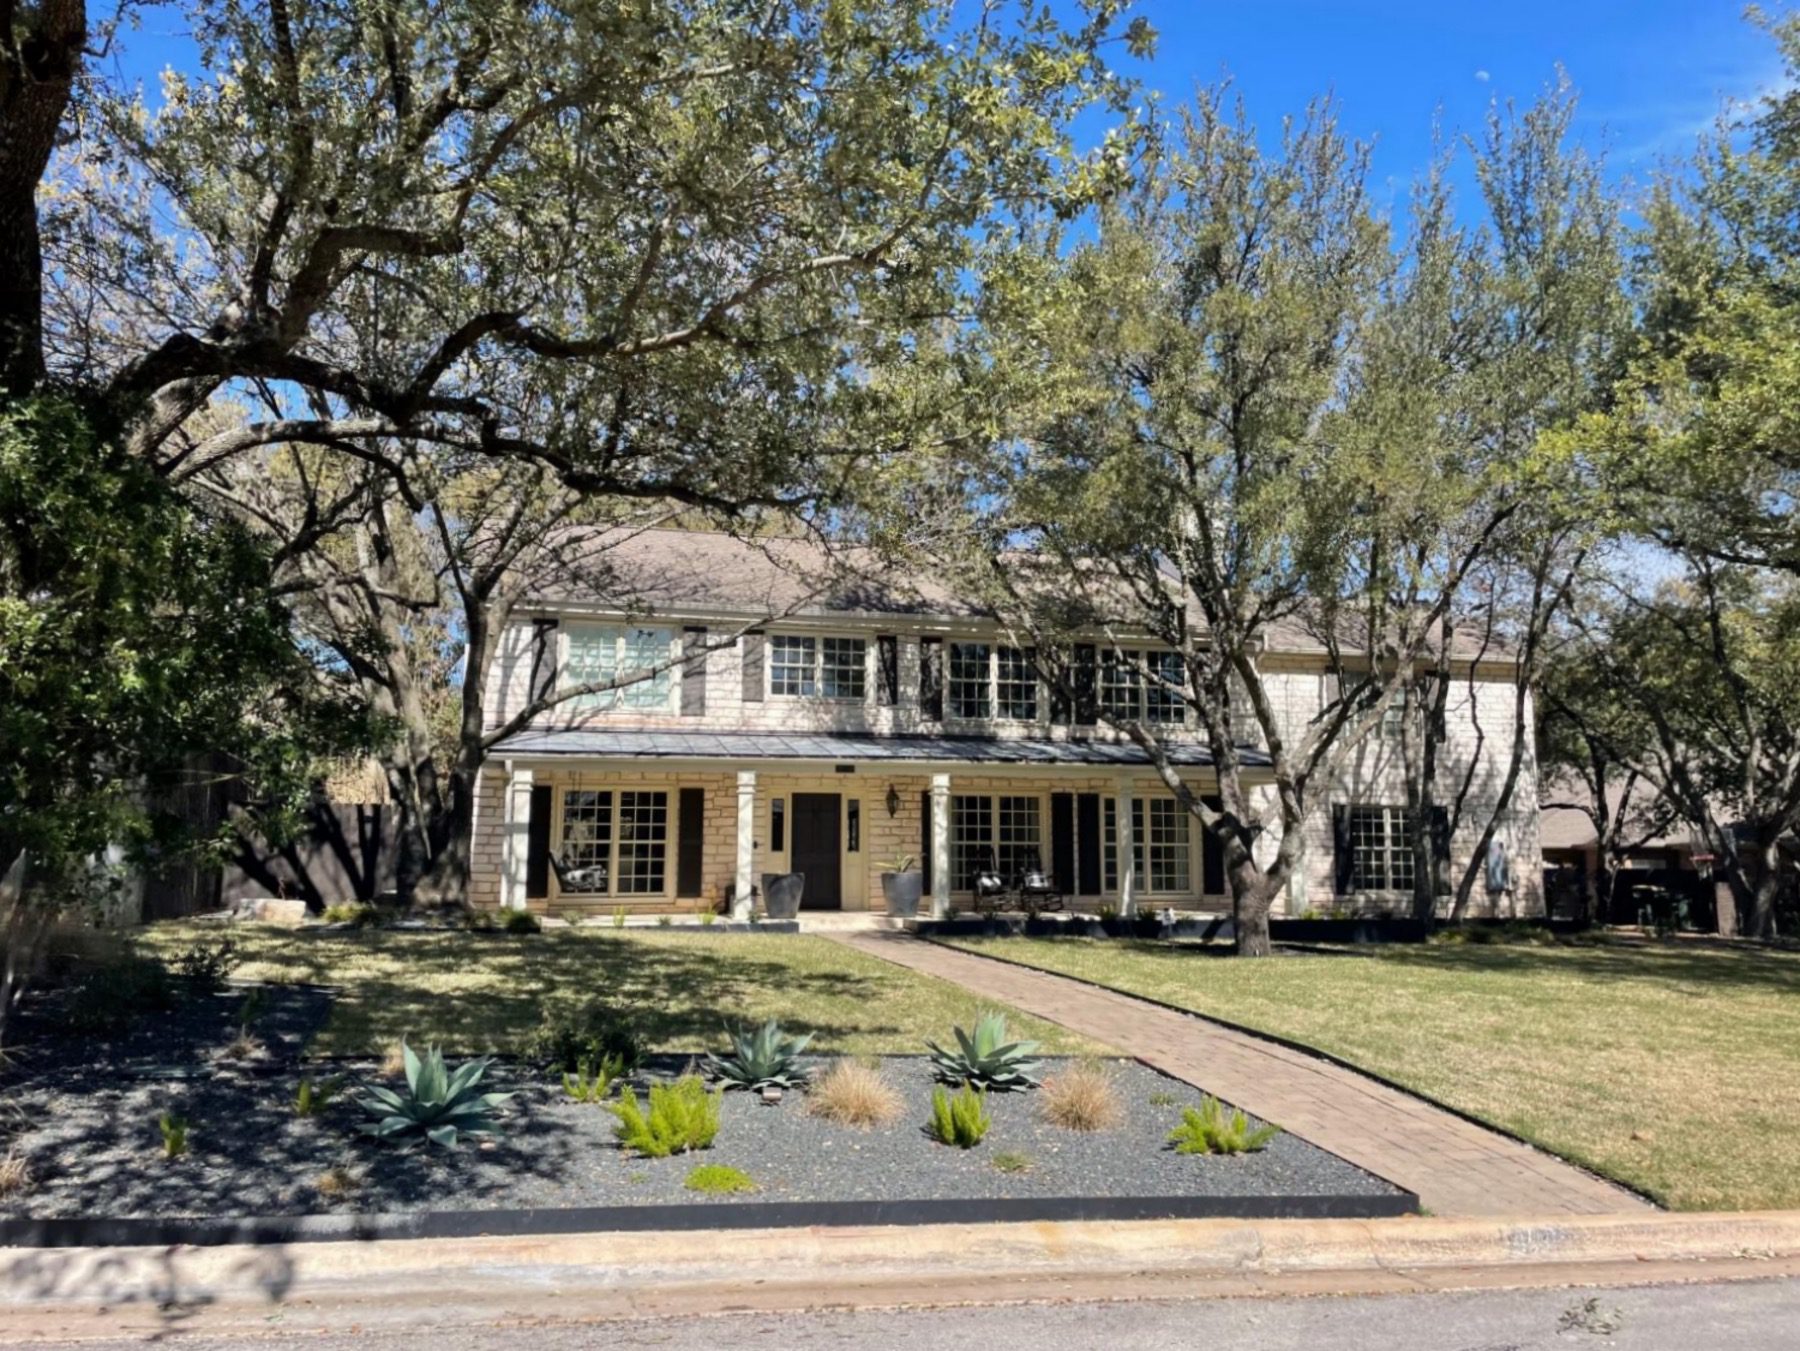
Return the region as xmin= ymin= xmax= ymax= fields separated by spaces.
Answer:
xmin=930 ymin=772 xmax=952 ymax=919
xmin=733 ymin=770 xmax=757 ymax=921
xmin=1115 ymin=776 xmax=1137 ymax=917
xmin=501 ymin=766 xmax=533 ymax=912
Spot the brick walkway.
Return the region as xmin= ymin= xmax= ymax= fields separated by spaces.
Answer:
xmin=829 ymin=932 xmax=1652 ymax=1218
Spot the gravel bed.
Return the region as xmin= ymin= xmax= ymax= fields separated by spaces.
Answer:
xmin=2 ymin=1053 xmax=1401 ymax=1219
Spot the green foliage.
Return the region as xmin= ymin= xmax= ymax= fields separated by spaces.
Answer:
xmin=656 ymin=915 xmax=673 ymax=927
xmin=1147 ymin=1090 xmax=1178 ymax=1108
xmin=609 ymin=1076 xmax=721 ymax=1158
xmin=563 ymin=1055 xmax=627 ymax=1104
xmin=991 ymin=1150 xmax=1032 ymax=1174
xmin=927 ymin=1085 xmax=991 ymax=1148
xmin=236 ymin=986 xmax=269 ymax=1031
xmin=926 ymin=1012 xmax=1042 ymax=1091
xmin=524 ymin=998 xmax=644 ymax=1074
xmin=706 ymin=1019 xmax=814 ymax=1092
xmin=322 ymin=903 xmax=375 ymax=927
xmin=293 ymin=1074 xmax=347 ymax=1117
xmin=159 ymin=1112 xmax=190 ymax=1159
xmin=171 ymin=934 xmax=240 ymax=995
xmin=1167 ymin=1096 xmax=1279 ymax=1156
xmin=63 ymin=952 xmax=176 ymax=1034
xmin=357 ymin=1040 xmax=516 ymax=1148
xmin=611 ymin=908 xmax=627 ymax=929
xmin=684 ymin=1164 xmax=757 ymax=1194
xmin=502 ymin=910 xmax=541 ymax=935
xmin=700 ymin=910 xmax=718 ymax=927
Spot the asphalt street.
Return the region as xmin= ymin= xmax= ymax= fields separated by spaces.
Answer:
xmin=20 ymin=1275 xmax=1800 ymax=1350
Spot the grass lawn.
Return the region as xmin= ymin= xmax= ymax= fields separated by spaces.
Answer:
xmin=941 ymin=933 xmax=1800 ymax=1212
xmin=131 ymin=923 xmax=1103 ymax=1059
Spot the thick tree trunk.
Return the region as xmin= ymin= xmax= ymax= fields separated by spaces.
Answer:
xmin=414 ymin=764 xmax=477 ymax=907
xmin=1227 ymin=855 xmax=1279 ymax=957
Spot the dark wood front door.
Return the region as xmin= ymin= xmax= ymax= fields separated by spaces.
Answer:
xmin=789 ymin=793 xmax=842 ymax=910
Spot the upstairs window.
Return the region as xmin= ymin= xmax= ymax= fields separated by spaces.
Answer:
xmin=1144 ymin=650 xmax=1187 ymax=725
xmin=769 ymin=634 xmax=867 ymax=700
xmin=820 ymin=637 xmax=867 ymax=699
xmin=770 ymin=635 xmax=818 ymax=695
xmin=565 ymin=626 xmax=672 ymax=711
xmin=948 ymin=642 xmax=992 ymax=719
xmin=1099 ymin=649 xmax=1142 ymax=720
xmin=996 ymin=646 xmax=1039 ymax=721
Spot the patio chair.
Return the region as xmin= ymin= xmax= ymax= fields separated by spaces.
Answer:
xmin=1014 ymin=849 xmax=1064 ymax=915
xmin=550 ymin=853 xmax=608 ymax=895
xmin=971 ymin=849 xmax=1009 ymax=913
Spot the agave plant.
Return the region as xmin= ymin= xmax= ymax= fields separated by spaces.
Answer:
xmin=358 ymin=1040 xmax=516 ymax=1148
xmin=927 ymin=1012 xmax=1042 ymax=1092
xmin=705 ymin=1019 xmax=813 ymax=1091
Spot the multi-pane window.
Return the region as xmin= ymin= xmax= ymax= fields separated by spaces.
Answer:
xmin=996 ymin=646 xmax=1038 ymax=720
xmin=1105 ymin=797 xmax=1194 ymax=894
xmin=769 ymin=634 xmax=866 ymax=699
xmin=1144 ymin=650 xmax=1186 ymax=725
xmin=564 ymin=627 xmax=671 ymax=711
xmin=948 ymin=642 xmax=992 ymax=719
xmin=951 ymin=793 xmax=1041 ymax=890
xmin=1350 ymin=805 xmax=1414 ymax=891
xmin=1099 ymin=649 xmax=1142 ymax=720
xmin=556 ymin=789 xmax=668 ymax=895
xmin=770 ymin=635 xmax=818 ymax=696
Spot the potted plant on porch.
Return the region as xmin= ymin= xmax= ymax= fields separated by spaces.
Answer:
xmin=879 ymin=855 xmax=924 ymax=918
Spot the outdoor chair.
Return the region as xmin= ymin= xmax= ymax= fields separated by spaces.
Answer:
xmin=550 ymin=854 xmax=608 ymax=895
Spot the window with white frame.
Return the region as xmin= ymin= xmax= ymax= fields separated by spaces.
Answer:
xmin=951 ymin=793 xmax=1041 ymax=890
xmin=556 ymin=789 xmax=669 ymax=895
xmin=1350 ymin=805 xmax=1414 ymax=891
xmin=996 ymin=646 xmax=1038 ymax=720
xmin=1144 ymin=650 xmax=1187 ymax=725
xmin=769 ymin=634 xmax=866 ymax=699
xmin=1099 ymin=649 xmax=1142 ymax=720
xmin=564 ymin=626 xmax=672 ymax=711
xmin=1104 ymin=797 xmax=1194 ymax=894
xmin=948 ymin=642 xmax=992 ymax=719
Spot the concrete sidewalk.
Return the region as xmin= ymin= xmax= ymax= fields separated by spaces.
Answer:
xmin=828 ymin=931 xmax=1650 ymax=1218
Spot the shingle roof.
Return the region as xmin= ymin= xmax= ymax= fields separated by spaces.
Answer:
xmin=491 ymin=728 xmax=1265 ymax=768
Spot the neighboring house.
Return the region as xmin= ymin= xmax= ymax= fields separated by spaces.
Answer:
xmin=469 ymin=530 xmax=1543 ymax=919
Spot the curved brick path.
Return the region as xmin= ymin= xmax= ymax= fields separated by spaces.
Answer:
xmin=828 ymin=931 xmax=1653 ymax=1218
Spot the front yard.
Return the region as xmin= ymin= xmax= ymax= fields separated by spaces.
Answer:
xmin=941 ymin=934 xmax=1800 ymax=1212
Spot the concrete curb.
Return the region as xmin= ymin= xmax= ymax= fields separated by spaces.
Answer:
xmin=6 ymin=1210 xmax=1800 ymax=1337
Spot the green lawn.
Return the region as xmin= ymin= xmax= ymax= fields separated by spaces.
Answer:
xmin=941 ymin=934 xmax=1800 ymax=1212
xmin=133 ymin=924 xmax=1103 ymax=1059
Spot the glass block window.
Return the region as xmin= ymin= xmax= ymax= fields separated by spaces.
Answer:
xmin=560 ymin=791 xmax=613 ymax=881
xmin=564 ymin=627 xmax=670 ymax=711
xmin=1144 ymin=650 xmax=1186 ymax=725
xmin=620 ymin=628 xmax=672 ymax=709
xmin=996 ymin=646 xmax=1038 ymax=721
xmin=948 ymin=642 xmax=992 ymax=719
xmin=564 ymin=629 xmax=620 ymax=710
xmin=1144 ymin=799 xmax=1192 ymax=893
xmin=820 ymin=637 xmax=867 ymax=699
xmin=951 ymin=794 xmax=994 ymax=892
xmin=1351 ymin=805 xmax=1414 ymax=892
xmin=616 ymin=790 xmax=669 ymax=894
xmin=1099 ymin=649 xmax=1142 ymax=720
xmin=769 ymin=635 xmax=817 ymax=696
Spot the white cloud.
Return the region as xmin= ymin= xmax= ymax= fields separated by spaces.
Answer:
xmin=1474 ymin=69 xmax=1491 ymax=83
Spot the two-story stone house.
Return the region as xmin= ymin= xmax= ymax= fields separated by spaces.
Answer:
xmin=468 ymin=530 xmax=1544 ymax=920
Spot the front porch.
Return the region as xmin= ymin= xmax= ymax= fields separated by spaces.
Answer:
xmin=474 ymin=731 xmax=1256 ymax=920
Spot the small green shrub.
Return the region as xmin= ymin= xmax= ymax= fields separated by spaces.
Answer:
xmin=927 ymin=1085 xmax=990 ymax=1148
xmin=684 ymin=1164 xmax=757 ymax=1194
xmin=64 ymin=954 xmax=176 ymax=1034
xmin=293 ymin=1074 xmax=347 ymax=1117
xmin=926 ymin=1012 xmax=1041 ymax=1091
xmin=563 ymin=1055 xmax=627 ymax=1103
xmin=525 ymin=998 xmax=644 ymax=1073
xmin=656 ymin=914 xmax=673 ymax=927
xmin=502 ymin=910 xmax=542 ymax=935
xmin=1167 ymin=1096 xmax=1279 ymax=1155
xmin=700 ymin=910 xmax=718 ymax=927
xmin=991 ymin=1150 xmax=1031 ymax=1174
xmin=357 ymin=1041 xmax=516 ymax=1148
xmin=1147 ymin=1090 xmax=1178 ymax=1108
xmin=609 ymin=1076 xmax=721 ymax=1157
xmin=611 ymin=907 xmax=627 ymax=928
xmin=159 ymin=1112 xmax=190 ymax=1159
xmin=321 ymin=902 xmax=374 ymax=926
xmin=707 ymin=1019 xmax=813 ymax=1092
xmin=172 ymin=935 xmax=240 ymax=995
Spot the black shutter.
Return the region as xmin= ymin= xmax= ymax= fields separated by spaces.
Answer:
xmin=920 ymin=637 xmax=943 ymax=720
xmin=1073 ymin=644 xmax=1097 ymax=725
xmin=1430 ymin=804 xmax=1452 ymax=896
xmin=1201 ymin=794 xmax=1225 ymax=896
xmin=741 ymin=631 xmax=765 ymax=702
xmin=876 ymin=635 xmax=899 ymax=706
xmin=525 ymin=784 xmax=553 ymax=899
xmin=1076 ymin=792 xmax=1102 ymax=895
xmin=1051 ymin=793 xmax=1076 ymax=893
xmin=920 ymin=791 xmax=933 ymax=895
xmin=680 ymin=627 xmax=708 ymax=716
xmin=677 ymin=787 xmax=705 ymax=897
xmin=1333 ymin=804 xmax=1355 ymax=895
xmin=529 ymin=619 xmax=560 ymax=705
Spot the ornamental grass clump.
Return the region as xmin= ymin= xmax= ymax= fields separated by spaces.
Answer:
xmin=563 ymin=1054 xmax=627 ymax=1103
xmin=1167 ymin=1095 xmax=1279 ymax=1156
xmin=1038 ymin=1059 xmax=1124 ymax=1133
xmin=805 ymin=1059 xmax=904 ymax=1129
xmin=357 ymin=1040 xmax=515 ymax=1148
xmin=609 ymin=1075 xmax=721 ymax=1157
xmin=926 ymin=1084 xmax=991 ymax=1148
xmin=706 ymin=1019 xmax=812 ymax=1092
xmin=926 ymin=1012 xmax=1041 ymax=1092
xmin=684 ymin=1164 xmax=757 ymax=1194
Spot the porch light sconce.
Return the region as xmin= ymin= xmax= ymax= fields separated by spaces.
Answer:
xmin=885 ymin=785 xmax=901 ymax=818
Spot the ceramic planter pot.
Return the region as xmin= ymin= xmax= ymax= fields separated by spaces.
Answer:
xmin=880 ymin=871 xmax=924 ymax=917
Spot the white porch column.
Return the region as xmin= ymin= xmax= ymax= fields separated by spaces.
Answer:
xmin=501 ymin=766 xmax=533 ymax=911
xmin=930 ymin=772 xmax=952 ymax=919
xmin=733 ymin=770 xmax=758 ymax=921
xmin=1115 ymin=776 xmax=1137 ymax=918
